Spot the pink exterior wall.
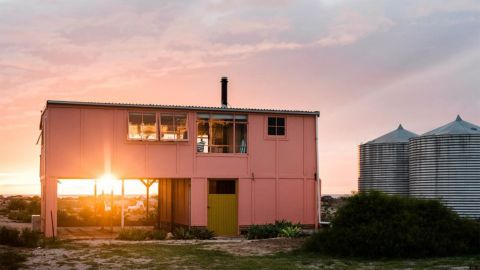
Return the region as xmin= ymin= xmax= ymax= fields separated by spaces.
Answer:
xmin=40 ymin=104 xmax=318 ymax=236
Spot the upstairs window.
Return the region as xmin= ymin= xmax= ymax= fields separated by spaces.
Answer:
xmin=160 ymin=113 xmax=188 ymax=141
xmin=128 ymin=112 xmax=158 ymax=141
xmin=267 ymin=117 xmax=285 ymax=136
xmin=197 ymin=114 xmax=247 ymax=153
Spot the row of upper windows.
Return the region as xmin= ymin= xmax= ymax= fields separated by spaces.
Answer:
xmin=128 ymin=112 xmax=188 ymax=141
xmin=127 ymin=112 xmax=286 ymax=153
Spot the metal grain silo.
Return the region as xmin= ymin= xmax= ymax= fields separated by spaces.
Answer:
xmin=359 ymin=125 xmax=418 ymax=195
xmin=409 ymin=115 xmax=480 ymax=218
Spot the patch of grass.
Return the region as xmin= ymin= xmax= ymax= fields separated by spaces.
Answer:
xmin=74 ymin=243 xmax=480 ymax=270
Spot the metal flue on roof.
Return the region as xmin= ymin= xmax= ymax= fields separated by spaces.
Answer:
xmin=422 ymin=115 xmax=480 ymax=136
xmin=367 ymin=124 xmax=418 ymax=144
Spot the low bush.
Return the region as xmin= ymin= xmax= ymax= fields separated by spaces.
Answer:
xmin=7 ymin=211 xmax=32 ymax=223
xmin=190 ymin=227 xmax=215 ymax=240
xmin=173 ymin=227 xmax=215 ymax=240
xmin=0 ymin=250 xmax=26 ymax=270
xmin=173 ymin=227 xmax=193 ymax=240
xmin=7 ymin=197 xmax=40 ymax=223
xmin=149 ymin=229 xmax=167 ymax=240
xmin=117 ymin=228 xmax=167 ymax=241
xmin=303 ymin=191 xmax=480 ymax=258
xmin=0 ymin=227 xmax=41 ymax=247
xmin=278 ymin=225 xmax=303 ymax=238
xmin=246 ymin=220 xmax=303 ymax=239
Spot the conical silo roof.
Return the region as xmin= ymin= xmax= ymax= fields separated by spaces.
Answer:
xmin=422 ymin=115 xmax=480 ymax=136
xmin=367 ymin=124 xmax=418 ymax=144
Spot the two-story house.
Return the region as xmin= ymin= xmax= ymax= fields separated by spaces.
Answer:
xmin=39 ymin=78 xmax=320 ymax=237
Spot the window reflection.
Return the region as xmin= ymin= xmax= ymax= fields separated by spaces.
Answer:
xmin=196 ymin=113 xmax=247 ymax=153
xmin=128 ymin=112 xmax=158 ymax=141
xmin=160 ymin=113 xmax=188 ymax=141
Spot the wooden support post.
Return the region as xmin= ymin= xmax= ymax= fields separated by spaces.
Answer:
xmin=94 ymin=180 xmax=97 ymax=226
xmin=110 ymin=188 xmax=114 ymax=233
xmin=101 ymin=189 xmax=104 ymax=230
xmin=140 ymin=179 xmax=155 ymax=222
xmin=157 ymin=179 xmax=161 ymax=229
xmin=121 ymin=179 xmax=125 ymax=229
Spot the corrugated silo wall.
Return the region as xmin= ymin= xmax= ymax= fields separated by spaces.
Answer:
xmin=409 ymin=135 xmax=480 ymax=218
xmin=358 ymin=143 xmax=410 ymax=195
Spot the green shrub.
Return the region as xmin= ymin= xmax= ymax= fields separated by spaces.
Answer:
xmin=149 ymin=229 xmax=167 ymax=240
xmin=0 ymin=227 xmax=40 ymax=247
xmin=278 ymin=225 xmax=303 ymax=238
xmin=303 ymin=191 xmax=480 ymax=258
xmin=117 ymin=228 xmax=167 ymax=241
xmin=0 ymin=226 xmax=20 ymax=246
xmin=7 ymin=211 xmax=31 ymax=223
xmin=7 ymin=199 xmax=27 ymax=211
xmin=190 ymin=228 xmax=215 ymax=240
xmin=0 ymin=250 xmax=26 ymax=270
xmin=117 ymin=228 xmax=150 ymax=241
xmin=173 ymin=227 xmax=194 ymax=240
xmin=19 ymin=228 xmax=41 ymax=248
xmin=246 ymin=220 xmax=303 ymax=239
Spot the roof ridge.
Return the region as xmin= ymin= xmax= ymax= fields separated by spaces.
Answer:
xmin=46 ymin=100 xmax=320 ymax=116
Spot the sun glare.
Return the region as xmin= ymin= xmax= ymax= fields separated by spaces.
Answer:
xmin=98 ymin=173 xmax=117 ymax=192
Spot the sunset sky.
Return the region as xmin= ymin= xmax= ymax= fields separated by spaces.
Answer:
xmin=0 ymin=0 xmax=479 ymax=195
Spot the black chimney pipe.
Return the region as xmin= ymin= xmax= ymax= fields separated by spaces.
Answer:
xmin=221 ymin=76 xmax=228 ymax=107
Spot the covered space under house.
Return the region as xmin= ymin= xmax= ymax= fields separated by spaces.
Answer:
xmin=39 ymin=78 xmax=320 ymax=237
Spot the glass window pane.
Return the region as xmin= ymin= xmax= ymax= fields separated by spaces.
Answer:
xmin=235 ymin=115 xmax=247 ymax=122
xmin=142 ymin=113 xmax=157 ymax=140
xmin=160 ymin=114 xmax=175 ymax=140
xmin=209 ymin=180 xmax=235 ymax=194
xmin=268 ymin=126 xmax=276 ymax=136
xmin=277 ymin=117 xmax=285 ymax=127
xmin=268 ymin=117 xmax=276 ymax=126
xmin=128 ymin=113 xmax=142 ymax=139
xmin=276 ymin=126 xmax=285 ymax=136
xmin=175 ymin=114 xmax=188 ymax=140
xmin=235 ymin=123 xmax=247 ymax=153
xmin=197 ymin=121 xmax=209 ymax=153
xmin=212 ymin=114 xmax=234 ymax=120
xmin=211 ymin=121 xmax=233 ymax=153
xmin=197 ymin=113 xmax=210 ymax=120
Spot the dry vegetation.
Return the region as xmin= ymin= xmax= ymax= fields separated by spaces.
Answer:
xmin=1 ymin=238 xmax=479 ymax=270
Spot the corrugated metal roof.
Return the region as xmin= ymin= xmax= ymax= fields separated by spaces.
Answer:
xmin=422 ymin=115 xmax=480 ymax=136
xmin=46 ymin=100 xmax=320 ymax=116
xmin=366 ymin=124 xmax=418 ymax=144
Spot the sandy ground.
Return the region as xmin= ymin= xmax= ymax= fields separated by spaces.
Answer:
xmin=1 ymin=238 xmax=478 ymax=270
xmin=202 ymin=237 xmax=305 ymax=256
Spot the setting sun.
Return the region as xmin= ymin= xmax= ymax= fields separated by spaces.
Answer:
xmin=98 ymin=173 xmax=117 ymax=193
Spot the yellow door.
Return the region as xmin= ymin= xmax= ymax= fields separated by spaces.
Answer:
xmin=207 ymin=180 xmax=237 ymax=236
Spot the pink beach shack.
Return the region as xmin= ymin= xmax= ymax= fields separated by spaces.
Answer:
xmin=39 ymin=78 xmax=320 ymax=237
